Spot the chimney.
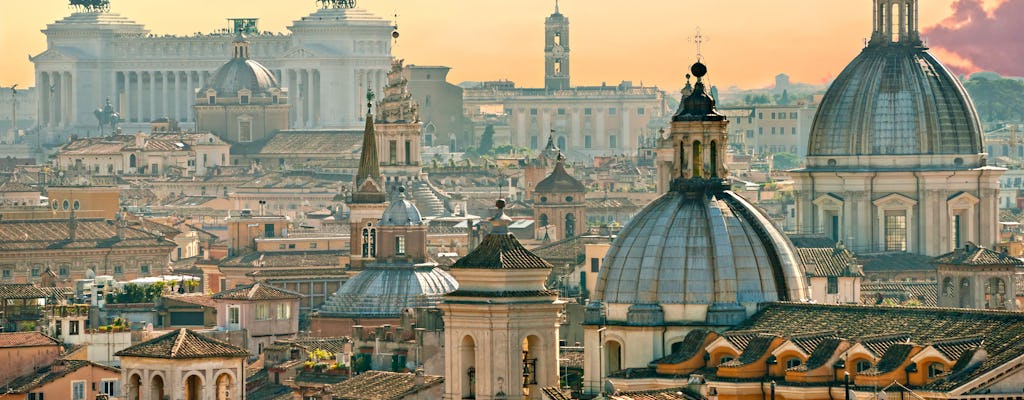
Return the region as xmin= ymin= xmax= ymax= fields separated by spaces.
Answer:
xmin=116 ymin=211 xmax=126 ymax=240
xmin=413 ymin=366 xmax=425 ymax=386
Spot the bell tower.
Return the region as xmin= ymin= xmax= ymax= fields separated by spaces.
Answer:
xmin=870 ymin=0 xmax=921 ymax=45
xmin=544 ymin=1 xmax=570 ymax=90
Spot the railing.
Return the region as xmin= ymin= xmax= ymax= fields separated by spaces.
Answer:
xmin=3 ymin=305 xmax=42 ymax=321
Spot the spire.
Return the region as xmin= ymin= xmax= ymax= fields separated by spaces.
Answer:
xmin=554 ymin=0 xmax=560 ymax=14
xmin=353 ymin=90 xmax=385 ymax=204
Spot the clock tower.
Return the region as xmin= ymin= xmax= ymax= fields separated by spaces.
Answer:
xmin=544 ymin=1 xmax=570 ymax=90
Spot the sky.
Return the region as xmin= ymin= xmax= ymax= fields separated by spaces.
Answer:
xmin=0 ymin=0 xmax=1013 ymax=92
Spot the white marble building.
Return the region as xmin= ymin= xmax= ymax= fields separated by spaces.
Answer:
xmin=30 ymin=3 xmax=393 ymax=142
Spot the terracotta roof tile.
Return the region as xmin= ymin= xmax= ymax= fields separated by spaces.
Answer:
xmin=115 ymin=328 xmax=248 ymax=359
xmin=163 ymin=294 xmax=217 ymax=308
xmin=0 ymin=283 xmax=47 ymax=299
xmin=534 ymin=158 xmax=586 ymax=193
xmin=4 ymin=360 xmax=118 ymax=393
xmin=212 ymin=283 xmax=302 ymax=301
xmin=326 ymin=370 xmax=443 ymax=400
xmin=933 ymin=245 xmax=1023 ymax=266
xmin=0 ymin=218 xmax=176 ymax=251
xmin=861 ymin=281 xmax=937 ymax=306
xmin=219 ymin=251 xmax=344 ymax=268
xmin=798 ymin=248 xmax=862 ymax=277
xmin=453 ymin=233 xmax=552 ymax=270
xmin=654 ymin=329 xmax=711 ymax=365
xmin=0 ymin=332 xmax=61 ymax=348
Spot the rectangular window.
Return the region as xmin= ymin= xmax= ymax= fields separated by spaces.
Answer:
xmin=530 ymin=108 xmax=538 ymax=115
xmin=584 ymin=108 xmax=592 ymax=115
xmin=101 ymin=380 xmax=120 ymax=397
xmin=277 ymin=303 xmax=291 ymax=320
xmin=396 ymin=236 xmax=406 ymax=255
xmin=827 ymin=277 xmax=839 ymax=294
xmin=792 ymin=127 xmax=797 ymax=135
xmin=758 ymin=127 xmax=764 ymax=136
xmin=779 ymin=112 xmax=786 ymax=119
xmin=584 ymin=136 xmax=592 ymax=149
xmin=288 ymin=244 xmax=296 ymax=249
xmin=228 ymin=306 xmax=240 ymax=325
xmin=59 ymin=265 xmax=69 ymax=276
xmin=256 ymin=304 xmax=270 ymax=321
xmin=557 ymin=108 xmax=566 ymax=115
xmin=637 ymin=107 xmax=645 ymax=115
xmin=590 ymin=258 xmax=600 ymax=273
xmin=113 ymin=265 xmax=123 ymax=275
xmin=771 ymin=127 xmax=776 ymax=135
xmin=389 ymin=140 xmax=397 ymax=164
xmin=1 ymin=269 xmax=9 ymax=279
xmin=405 ymin=140 xmax=412 ymax=165
xmin=310 ymin=242 xmax=318 ymax=249
xmin=884 ymin=212 xmax=908 ymax=252
xmin=238 ymin=120 xmax=252 ymax=142
xmin=279 ymin=244 xmax=286 ymax=250
xmin=240 ymin=95 xmax=249 ymax=105
xmin=953 ymin=214 xmax=962 ymax=249
xmin=69 ymin=321 xmax=79 ymax=335
xmin=609 ymin=108 xmax=617 ymax=115
xmin=609 ymin=135 xmax=617 ymax=149
xmin=72 ymin=380 xmax=85 ymax=400
xmin=140 ymin=265 xmax=150 ymax=274
xmin=531 ymin=136 xmax=538 ymax=149
xmin=771 ymin=112 xmax=776 ymax=119
xmin=31 ymin=268 xmax=40 ymax=277
xmin=758 ymin=112 xmax=763 ymax=119
xmin=208 ymin=96 xmax=216 ymax=105
xmin=790 ymin=112 xmax=798 ymax=119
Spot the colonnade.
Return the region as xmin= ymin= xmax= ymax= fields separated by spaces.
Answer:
xmin=37 ymin=71 xmax=73 ymax=128
xmin=115 ymin=70 xmax=210 ymax=124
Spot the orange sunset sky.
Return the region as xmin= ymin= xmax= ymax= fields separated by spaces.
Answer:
xmin=0 ymin=0 xmax=1008 ymax=91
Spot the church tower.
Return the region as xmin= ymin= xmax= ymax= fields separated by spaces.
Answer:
xmin=442 ymin=200 xmax=564 ymax=400
xmin=544 ymin=1 xmax=570 ymax=90
xmin=349 ymin=92 xmax=388 ymax=269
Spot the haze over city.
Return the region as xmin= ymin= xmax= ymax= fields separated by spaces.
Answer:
xmin=0 ymin=0 xmax=1017 ymax=91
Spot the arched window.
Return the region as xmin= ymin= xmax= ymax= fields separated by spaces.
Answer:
xmin=129 ymin=153 xmax=137 ymax=168
xmin=538 ymin=214 xmax=549 ymax=227
xmin=960 ymin=278 xmax=972 ymax=308
xmin=856 ymin=359 xmax=872 ymax=373
xmin=928 ymin=362 xmax=945 ymax=379
xmin=679 ymin=141 xmax=687 ymax=176
xmin=216 ymin=373 xmax=233 ymax=400
xmin=986 ymin=277 xmax=1007 ymax=309
xmin=361 ymin=227 xmax=377 ymax=258
xmin=565 ymin=213 xmax=576 ymax=237
xmin=185 ymin=375 xmax=202 ymax=400
xmin=605 ymin=341 xmax=622 ymax=374
xmin=942 ymin=277 xmax=954 ymax=297
xmin=461 ymin=336 xmax=477 ymax=398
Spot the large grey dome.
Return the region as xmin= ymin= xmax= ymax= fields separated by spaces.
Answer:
xmin=208 ymin=35 xmax=279 ymax=96
xmin=807 ymin=44 xmax=983 ymax=157
xmin=318 ymin=266 xmax=457 ymax=318
xmin=593 ymin=189 xmax=809 ymax=324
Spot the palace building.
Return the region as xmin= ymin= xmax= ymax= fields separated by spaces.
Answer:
xmin=30 ymin=1 xmax=393 ymax=140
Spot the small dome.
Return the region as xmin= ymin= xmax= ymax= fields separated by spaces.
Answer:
xmin=593 ymin=189 xmax=809 ymax=325
xmin=318 ymin=266 xmax=458 ymax=318
xmin=207 ymin=35 xmax=280 ymax=96
xmin=380 ymin=188 xmax=423 ymax=226
xmin=807 ymin=44 xmax=982 ymax=157
xmin=534 ymin=155 xmax=586 ymax=193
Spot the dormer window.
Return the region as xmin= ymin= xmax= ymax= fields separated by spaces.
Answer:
xmin=272 ymin=95 xmax=279 ymax=104
xmin=240 ymin=95 xmax=249 ymax=105
xmin=208 ymin=95 xmax=216 ymax=105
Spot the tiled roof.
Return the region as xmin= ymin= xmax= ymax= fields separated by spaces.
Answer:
xmin=789 ymin=331 xmax=839 ymax=355
xmin=115 ymin=328 xmax=249 ymax=359
xmin=933 ymin=245 xmax=1023 ymax=266
xmin=248 ymin=268 xmax=349 ymax=278
xmin=788 ymin=234 xmax=837 ymax=248
xmin=858 ymin=252 xmax=935 ymax=272
xmin=653 ymin=329 xmax=711 ymax=365
xmin=0 ymin=283 xmax=47 ymax=299
xmin=720 ymin=335 xmax=776 ymax=367
xmin=163 ymin=293 xmax=217 ymax=308
xmin=0 ymin=180 xmax=37 ymax=193
xmin=860 ymin=281 xmax=937 ymax=306
xmin=452 ymin=233 xmax=552 ymax=269
xmin=325 ymin=370 xmax=443 ymax=400
xmin=212 ymin=283 xmax=302 ymax=301
xmin=730 ymin=303 xmax=1024 ymax=391
xmin=798 ymin=248 xmax=862 ymax=277
xmin=541 ymin=387 xmax=573 ymax=400
xmin=259 ymin=131 xmax=362 ymax=155
xmin=0 ymin=218 xmax=176 ymax=251
xmin=4 ymin=360 xmax=118 ymax=394
xmin=219 ymin=251 xmax=344 ymax=268
xmin=531 ymin=235 xmax=611 ymax=264
xmin=860 ymin=343 xmax=915 ymax=375
xmin=611 ymin=387 xmax=699 ymax=400
xmin=246 ymin=384 xmax=294 ymax=400
xmin=799 ymin=338 xmax=843 ymax=371
xmin=561 ymin=346 xmax=584 ymax=369
xmin=534 ymin=158 xmax=586 ymax=193
xmin=0 ymin=332 xmax=61 ymax=348
xmin=931 ymin=336 xmax=984 ymax=362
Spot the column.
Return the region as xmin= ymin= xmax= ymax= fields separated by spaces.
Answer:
xmin=65 ymin=71 xmax=74 ymax=128
xmin=38 ymin=72 xmax=48 ymax=128
xmin=135 ymin=72 xmax=143 ymax=123
xmin=312 ymin=69 xmax=321 ymax=127
xmin=148 ymin=71 xmax=156 ymax=123
xmin=186 ymin=71 xmax=193 ymax=122
xmin=286 ymin=69 xmax=295 ymax=127
xmin=302 ymin=69 xmax=310 ymax=127
xmin=52 ymin=73 xmax=62 ymax=128
xmin=172 ymin=71 xmax=179 ymax=122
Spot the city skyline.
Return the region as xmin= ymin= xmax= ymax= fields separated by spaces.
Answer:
xmin=0 ymin=0 xmax=1012 ymax=92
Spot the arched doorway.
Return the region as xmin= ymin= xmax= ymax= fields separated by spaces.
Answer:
xmin=185 ymin=374 xmax=203 ymax=400
xmin=128 ymin=373 xmax=142 ymax=400
xmin=150 ymin=374 xmax=165 ymax=400
xmin=216 ymin=373 xmax=233 ymax=400
xmin=605 ymin=340 xmax=622 ymax=374
xmin=461 ymin=335 xmax=477 ymax=398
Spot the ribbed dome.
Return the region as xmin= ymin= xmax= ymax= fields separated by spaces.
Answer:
xmin=318 ymin=266 xmax=457 ymax=318
xmin=807 ymin=44 xmax=983 ymax=157
xmin=207 ymin=36 xmax=279 ymax=96
xmin=379 ymin=190 xmax=423 ymax=226
xmin=593 ymin=189 xmax=809 ymax=324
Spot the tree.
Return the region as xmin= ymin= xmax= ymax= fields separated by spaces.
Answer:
xmin=963 ymin=75 xmax=1024 ymax=124
xmin=478 ymin=124 xmax=495 ymax=155
xmin=771 ymin=152 xmax=801 ymax=170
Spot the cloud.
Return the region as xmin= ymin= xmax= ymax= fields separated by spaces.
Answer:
xmin=922 ymin=0 xmax=1024 ymax=77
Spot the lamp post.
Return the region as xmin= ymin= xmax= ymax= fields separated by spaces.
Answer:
xmin=844 ymin=371 xmax=851 ymax=400
xmin=597 ymin=326 xmax=607 ymax=396
xmin=770 ymin=380 xmax=776 ymax=400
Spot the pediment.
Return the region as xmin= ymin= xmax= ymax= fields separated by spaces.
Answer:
xmin=281 ymin=47 xmax=319 ymax=59
xmin=813 ymin=193 xmax=844 ymax=207
xmin=872 ymin=193 xmax=917 ymax=208
xmin=30 ymin=48 xmax=76 ymax=63
xmin=947 ymin=191 xmax=980 ymax=208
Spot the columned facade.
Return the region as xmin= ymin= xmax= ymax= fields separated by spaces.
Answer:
xmin=31 ymin=6 xmax=391 ymax=141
